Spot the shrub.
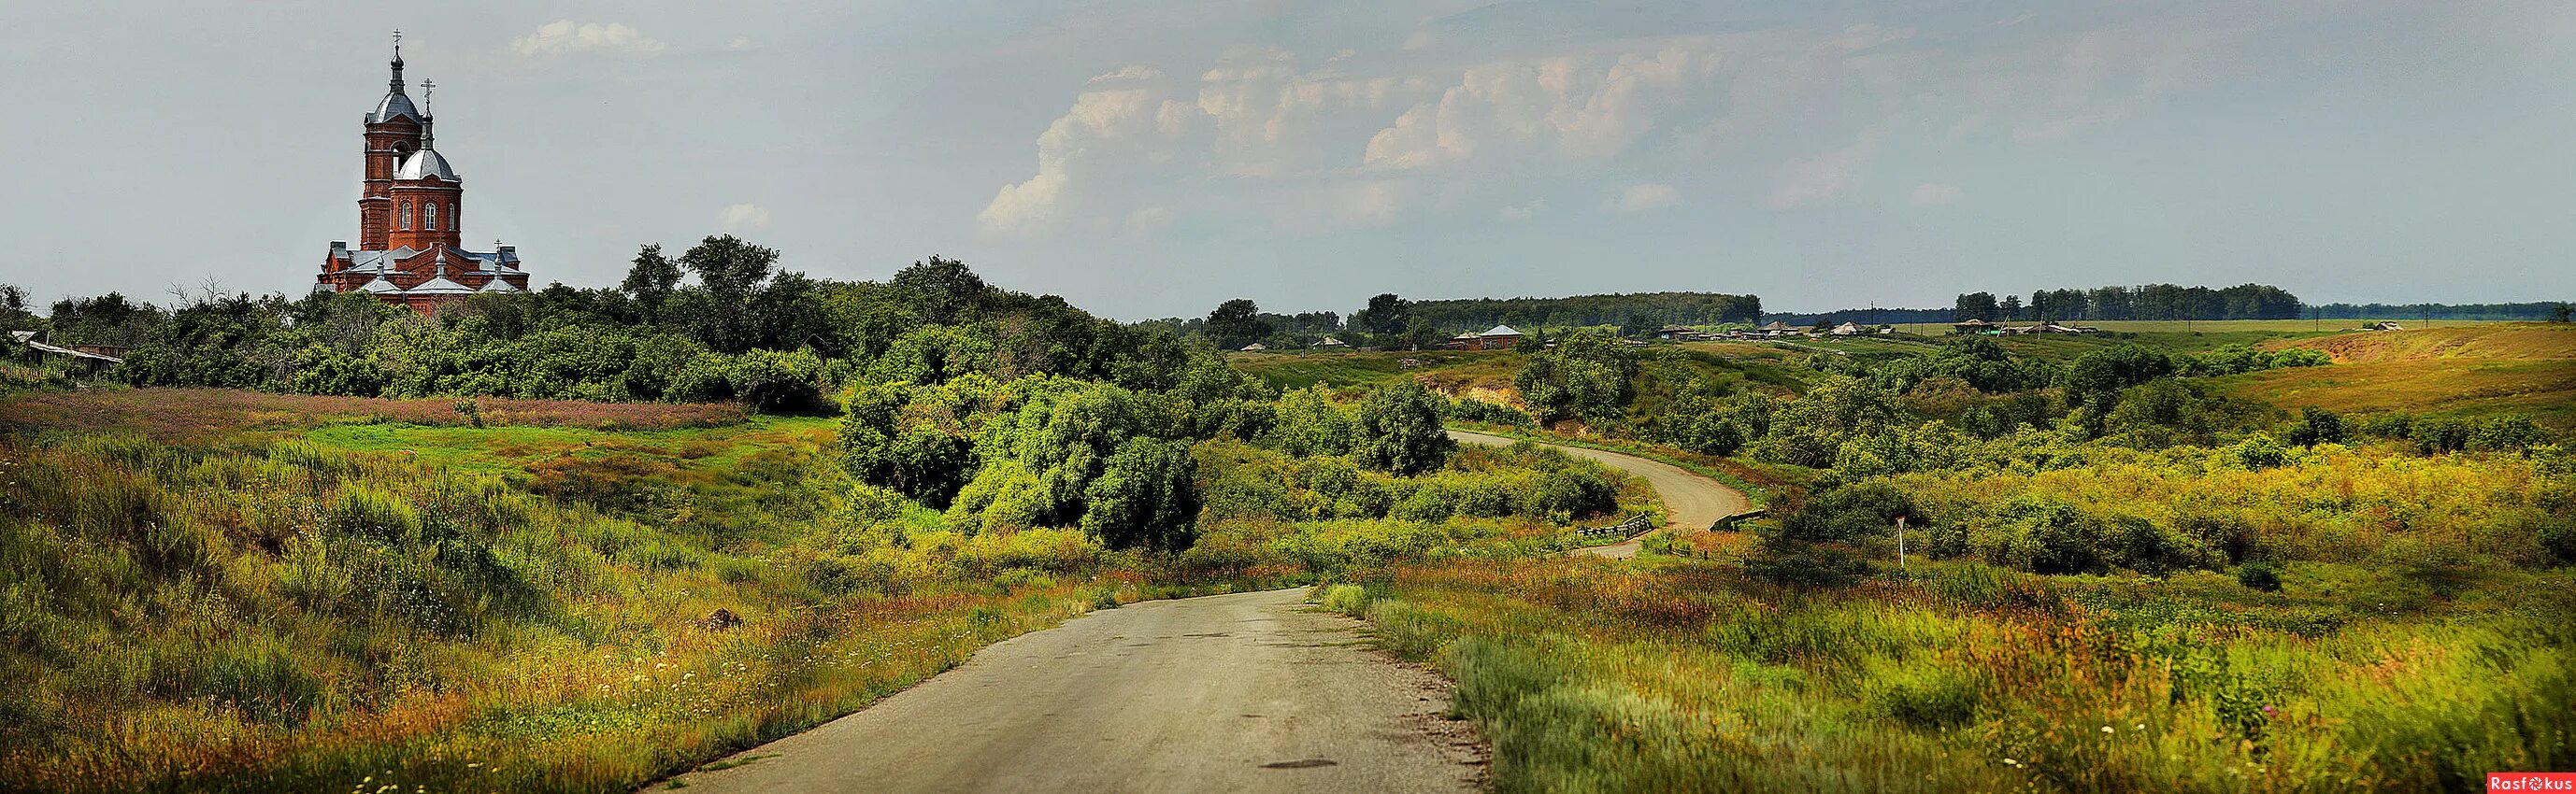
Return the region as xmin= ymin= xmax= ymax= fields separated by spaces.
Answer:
xmin=2538 ymin=518 xmax=2576 ymax=566
xmin=1351 ymin=381 xmax=1453 ymax=475
xmin=1965 ymin=495 xmax=2102 ymax=574
xmin=2236 ymin=560 xmax=2283 ymax=591
xmin=1079 ymin=438 xmax=1200 ymax=551
xmin=2223 ymin=432 xmax=2295 ymax=470
xmin=1872 ymin=664 xmax=1983 ymax=730
xmin=729 ymin=347 xmax=830 ymax=415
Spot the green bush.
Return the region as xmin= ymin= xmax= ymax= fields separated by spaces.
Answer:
xmin=2236 ymin=560 xmax=2284 ymax=591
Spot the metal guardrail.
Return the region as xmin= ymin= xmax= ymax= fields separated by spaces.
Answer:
xmin=1709 ymin=508 xmax=1766 ymax=532
xmin=1574 ymin=513 xmax=1653 ymax=539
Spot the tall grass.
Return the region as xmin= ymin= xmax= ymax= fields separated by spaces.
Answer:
xmin=0 ymin=432 xmax=1134 ymax=792
xmin=1335 ymin=557 xmax=2575 ymax=793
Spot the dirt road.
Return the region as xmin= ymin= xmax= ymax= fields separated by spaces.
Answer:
xmin=1448 ymin=430 xmax=1752 ymax=559
xmin=664 ymin=588 xmax=1484 ymax=794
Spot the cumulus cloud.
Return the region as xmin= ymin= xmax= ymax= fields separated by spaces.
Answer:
xmin=511 ymin=21 xmax=665 ymax=57
xmin=716 ymin=203 xmax=771 ymax=232
xmin=978 ymin=66 xmax=1211 ymax=236
xmin=1910 ymin=183 xmax=1965 ymax=206
xmin=1363 ymin=29 xmax=1895 ymax=172
xmin=1604 ymin=184 xmax=1679 ymax=212
xmin=980 ymin=10 xmax=2273 ymax=234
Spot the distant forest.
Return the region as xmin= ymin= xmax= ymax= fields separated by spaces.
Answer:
xmin=2308 ymin=302 xmax=2569 ymax=321
xmin=1408 ymin=291 xmax=1764 ymax=329
xmin=1953 ymin=284 xmax=2304 ymax=322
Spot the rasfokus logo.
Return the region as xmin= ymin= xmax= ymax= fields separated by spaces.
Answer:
xmin=2490 ymin=773 xmax=2576 ymax=791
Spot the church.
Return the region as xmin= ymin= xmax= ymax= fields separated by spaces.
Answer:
xmin=315 ymin=35 xmax=532 ymax=313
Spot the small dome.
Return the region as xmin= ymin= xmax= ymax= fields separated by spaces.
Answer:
xmin=370 ymin=92 xmax=422 ymax=123
xmin=395 ymin=149 xmax=457 ymax=180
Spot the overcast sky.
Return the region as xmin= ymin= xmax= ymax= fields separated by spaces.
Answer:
xmin=2 ymin=1 xmax=2569 ymax=318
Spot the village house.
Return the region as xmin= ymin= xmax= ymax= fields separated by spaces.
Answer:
xmin=1445 ymin=324 xmax=1524 ymax=351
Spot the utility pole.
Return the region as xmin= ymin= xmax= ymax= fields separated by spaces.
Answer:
xmin=1896 ymin=515 xmax=1908 ymax=573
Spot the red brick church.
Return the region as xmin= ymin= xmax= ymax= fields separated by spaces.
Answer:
xmin=316 ymin=35 xmax=531 ymax=313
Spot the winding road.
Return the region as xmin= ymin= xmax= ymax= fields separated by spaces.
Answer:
xmin=658 ymin=432 xmax=1742 ymax=793
xmin=1448 ymin=430 xmax=1753 ymax=558
xmin=662 ymin=588 xmax=1486 ymax=794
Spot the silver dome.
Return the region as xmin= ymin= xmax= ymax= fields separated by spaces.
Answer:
xmin=395 ymin=149 xmax=458 ymax=181
xmin=369 ymin=92 xmax=422 ymax=123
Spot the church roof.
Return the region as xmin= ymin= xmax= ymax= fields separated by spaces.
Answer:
xmin=408 ymin=276 xmax=472 ymax=295
xmin=477 ymin=278 xmax=522 ymax=292
xmin=369 ymin=91 xmax=422 ymax=124
xmin=395 ymin=149 xmax=457 ymax=180
xmin=357 ymin=276 xmax=402 ymax=293
xmin=333 ymin=244 xmax=518 ymax=273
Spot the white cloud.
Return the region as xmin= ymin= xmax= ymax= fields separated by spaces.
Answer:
xmin=512 ymin=21 xmax=665 ymax=57
xmin=716 ymin=203 xmax=771 ymax=232
xmin=1364 ymin=29 xmax=1895 ymax=172
xmin=1604 ymin=184 xmax=1679 ymax=212
xmin=978 ymin=66 xmax=1212 ymax=236
xmin=1910 ymin=183 xmax=1965 ymax=206
xmin=980 ymin=12 xmax=2270 ymax=234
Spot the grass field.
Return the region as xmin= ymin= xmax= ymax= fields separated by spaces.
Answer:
xmin=1227 ymin=349 xmax=1531 ymax=393
xmin=1330 ymin=547 xmax=2574 ymax=793
xmin=0 ymin=389 xmax=1179 ymax=794
xmin=2214 ymin=324 xmax=2576 ymax=431
xmin=1889 ymin=319 xmax=2513 ymax=335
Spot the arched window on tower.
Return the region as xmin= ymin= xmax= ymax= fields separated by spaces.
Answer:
xmin=424 ymin=203 xmax=437 ymax=232
xmin=400 ymin=201 xmax=413 ymax=231
xmin=447 ymin=203 xmax=458 ymax=232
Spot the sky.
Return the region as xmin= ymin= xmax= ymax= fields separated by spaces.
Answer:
xmin=1 ymin=1 xmax=2570 ymax=319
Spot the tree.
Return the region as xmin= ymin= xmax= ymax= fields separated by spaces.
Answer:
xmin=889 ymin=256 xmax=989 ymax=326
xmin=619 ymin=244 xmax=682 ymax=324
xmin=1270 ymin=386 xmax=1354 ymax=457
xmin=2555 ymin=303 xmax=2573 ymax=323
xmin=670 ymin=235 xmax=781 ymax=353
xmin=1080 ymin=438 xmax=1199 ymax=551
xmin=1352 ymin=292 xmax=1412 ymax=337
xmin=2067 ymin=345 xmax=2177 ymax=408
xmin=1953 ymin=292 xmax=1998 ymax=322
xmin=1400 ymin=317 xmax=1441 ymax=350
xmin=1999 ymin=294 xmax=2024 ymax=321
xmin=1207 ymin=299 xmax=1271 ymax=349
xmin=1351 ymin=381 xmax=1453 ymax=475
xmin=1515 ymin=328 xmax=1639 ymax=423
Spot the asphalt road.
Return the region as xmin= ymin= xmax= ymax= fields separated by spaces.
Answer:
xmin=664 ymin=588 xmax=1486 ymax=794
xmin=1447 ymin=430 xmax=1753 ymax=559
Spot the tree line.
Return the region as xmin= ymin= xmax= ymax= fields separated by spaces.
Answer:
xmin=1953 ymin=283 xmax=2303 ymax=322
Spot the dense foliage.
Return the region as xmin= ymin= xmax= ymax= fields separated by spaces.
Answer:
xmin=1954 ymin=282 xmax=2304 ymax=321
xmin=1410 ymin=291 xmax=1764 ymax=330
xmin=19 ymin=241 xmax=1206 ymax=417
